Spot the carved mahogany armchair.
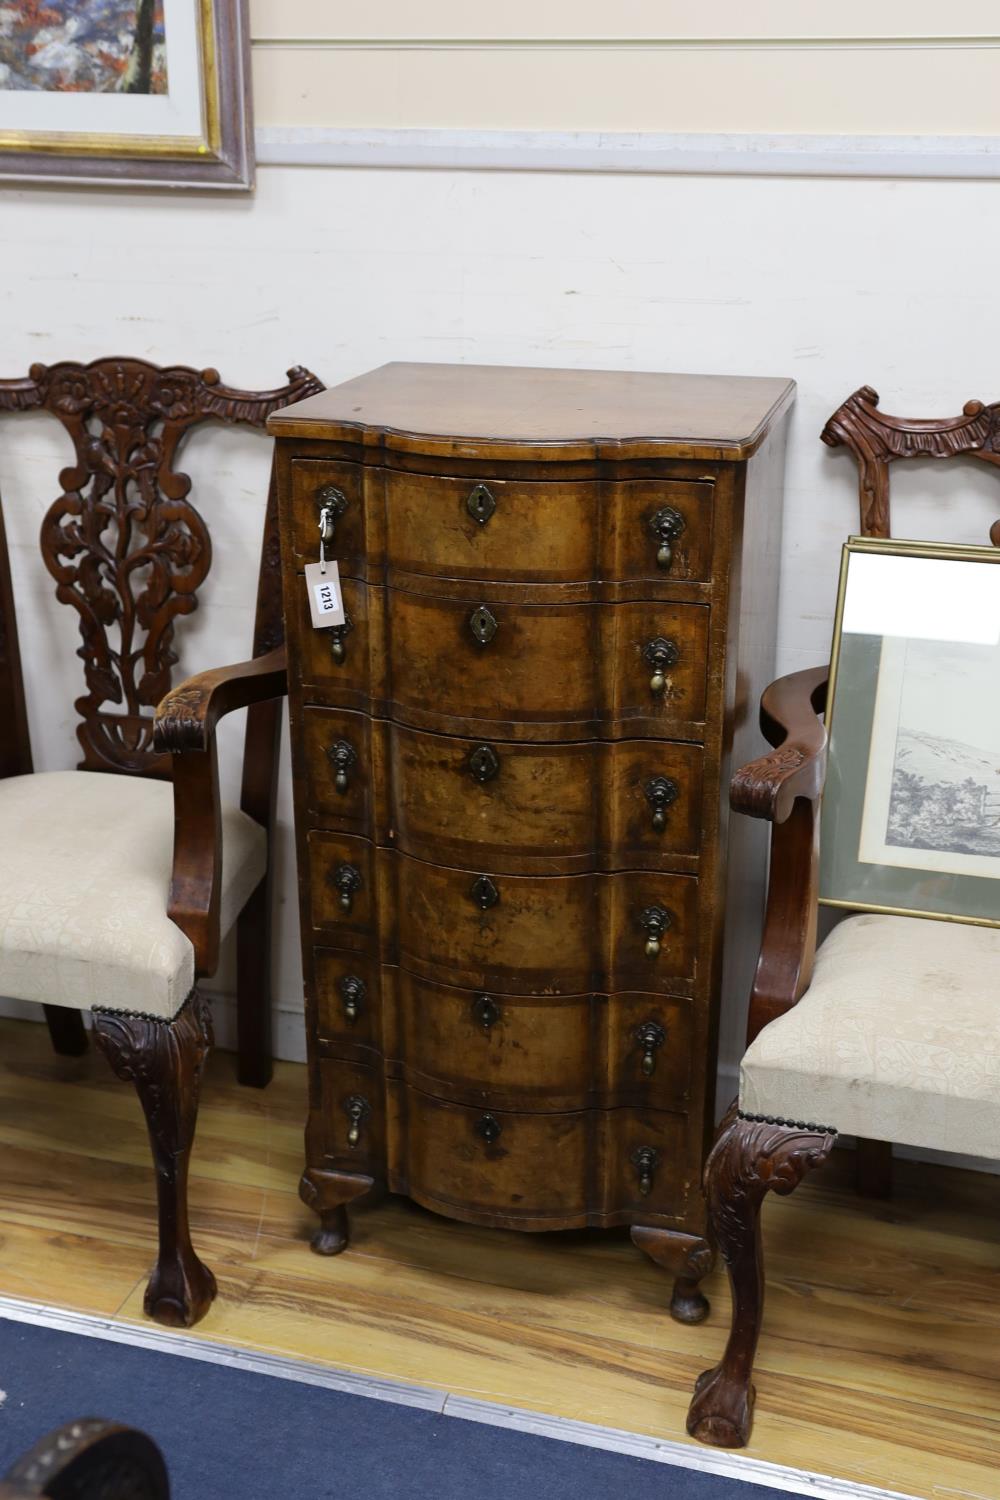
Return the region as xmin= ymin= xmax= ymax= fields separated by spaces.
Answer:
xmin=0 ymin=357 xmax=322 ymax=1327
xmin=687 ymin=386 xmax=1000 ymax=1448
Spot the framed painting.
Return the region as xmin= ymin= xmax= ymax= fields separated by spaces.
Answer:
xmin=0 ymin=0 xmax=253 ymax=189
xmin=821 ymin=535 xmax=1000 ymax=927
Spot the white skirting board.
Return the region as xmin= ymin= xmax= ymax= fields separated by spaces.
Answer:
xmin=255 ymin=126 xmax=1000 ymax=179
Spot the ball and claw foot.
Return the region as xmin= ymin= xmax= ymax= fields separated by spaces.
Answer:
xmin=310 ymin=1206 xmax=350 ymax=1256
xmin=670 ymin=1276 xmax=710 ymax=1325
xmin=686 ymin=1364 xmax=754 ymax=1449
xmin=145 ymin=1251 xmax=217 ymax=1329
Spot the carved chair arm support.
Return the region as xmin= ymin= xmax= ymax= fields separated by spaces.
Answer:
xmin=734 ymin=666 xmax=831 ymax=1046
xmin=731 ymin=666 xmax=829 ymax=823
xmin=155 ymin=647 xmax=285 ymax=976
xmin=153 ymin=647 xmax=287 ymax=755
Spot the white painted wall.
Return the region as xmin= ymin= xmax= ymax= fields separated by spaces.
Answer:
xmin=2 ymin=165 xmax=1000 ymax=1076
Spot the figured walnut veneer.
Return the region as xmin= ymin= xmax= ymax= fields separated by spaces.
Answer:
xmin=271 ymin=362 xmax=794 ymax=1328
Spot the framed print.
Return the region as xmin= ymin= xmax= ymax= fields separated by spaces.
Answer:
xmin=0 ymin=0 xmax=253 ymax=189
xmin=821 ymin=536 xmax=1000 ymax=927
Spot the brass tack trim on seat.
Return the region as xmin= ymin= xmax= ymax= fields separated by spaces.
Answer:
xmin=91 ymin=993 xmax=198 ymax=1026
xmin=737 ymin=1109 xmax=838 ymax=1136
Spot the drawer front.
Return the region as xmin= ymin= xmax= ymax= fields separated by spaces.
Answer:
xmin=308 ymin=843 xmax=697 ymax=993
xmin=392 ymin=856 xmax=698 ymax=995
xmin=385 ymin=1085 xmax=691 ymax=1228
xmin=385 ymin=471 xmax=598 ymax=583
xmin=316 ymin=1057 xmax=385 ymax=1174
xmin=308 ymin=832 xmax=376 ymax=949
xmin=301 ymin=707 xmax=374 ymax=834
xmin=289 ymin=459 xmax=367 ymax=575
xmin=386 ymin=590 xmax=709 ymax=733
xmin=382 ymin=972 xmax=694 ymax=1112
xmin=301 ymin=708 xmax=704 ymax=872
xmin=287 ymin=467 xmax=713 ymax=587
xmin=607 ymin=478 xmax=714 ymax=584
xmin=313 ymin=948 xmax=380 ymax=1057
xmin=294 ymin=576 xmax=378 ymax=714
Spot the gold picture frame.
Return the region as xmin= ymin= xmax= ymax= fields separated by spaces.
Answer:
xmin=821 ymin=534 xmax=1000 ymax=928
xmin=0 ymin=0 xmax=253 ymax=190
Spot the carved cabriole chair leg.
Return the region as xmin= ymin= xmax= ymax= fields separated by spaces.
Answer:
xmin=630 ymin=1227 xmax=715 ymax=1324
xmin=687 ymin=1103 xmax=837 ymax=1449
xmin=92 ymin=991 xmax=217 ymax=1329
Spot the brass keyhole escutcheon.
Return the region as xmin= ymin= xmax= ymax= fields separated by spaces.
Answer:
xmin=333 ymin=862 xmax=362 ymax=914
xmin=328 ymin=611 xmax=353 ymax=664
xmin=327 ymin=739 xmax=357 ymax=794
xmin=476 ymin=1113 xmax=502 ymax=1146
xmin=635 ymin=1020 xmax=667 ymax=1076
xmin=467 ymin=483 xmax=497 ymax=526
xmin=470 ymin=874 xmax=500 ymax=911
xmin=473 ymin=994 xmax=500 ymax=1032
xmin=639 ymin=904 xmax=672 ymax=958
xmin=644 ymin=775 xmax=679 ymax=833
xmin=468 ymin=744 xmax=500 ymax=784
xmin=468 ymin=604 xmax=499 ymax=647
xmin=631 ymin=1145 xmax=660 ymax=1196
xmin=344 ymin=1094 xmax=369 ymax=1147
xmin=339 ymin=974 xmax=366 ymax=1024
xmin=648 ymin=505 xmax=685 ymax=570
xmin=643 ymin=637 xmax=679 ymax=696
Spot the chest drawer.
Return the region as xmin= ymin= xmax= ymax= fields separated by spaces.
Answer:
xmin=381 ymin=973 xmax=695 ymax=1113
xmin=307 ymin=835 xmax=698 ymax=995
xmin=293 ymin=585 xmax=710 ymax=740
xmin=385 ymin=1083 xmax=692 ymax=1230
xmin=289 ymin=459 xmax=368 ymax=575
xmin=383 ymin=471 xmax=714 ymax=586
xmin=301 ymin=707 xmax=705 ymax=873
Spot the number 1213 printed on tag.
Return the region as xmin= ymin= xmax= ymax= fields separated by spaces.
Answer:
xmin=304 ymin=561 xmax=346 ymax=629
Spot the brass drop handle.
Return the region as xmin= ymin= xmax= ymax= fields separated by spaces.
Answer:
xmin=317 ymin=484 xmax=349 ymax=546
xmin=333 ymin=862 xmax=362 ymax=914
xmin=644 ymin=775 xmax=679 ymax=833
xmin=639 ymin=904 xmax=672 ymax=958
xmin=632 ymin=1145 xmax=660 ymax=1196
xmin=328 ymin=612 xmax=353 ymax=664
xmin=344 ymin=1094 xmax=369 ymax=1147
xmin=473 ymin=994 xmax=501 ymax=1031
xmin=339 ymin=974 xmax=365 ymax=1024
xmin=476 ymin=1113 xmax=502 ymax=1145
xmin=648 ymin=505 xmax=685 ymax=570
xmin=643 ymin=637 xmax=679 ymax=696
xmin=635 ymin=1020 xmax=667 ymax=1076
xmin=327 ymin=739 xmax=357 ymax=794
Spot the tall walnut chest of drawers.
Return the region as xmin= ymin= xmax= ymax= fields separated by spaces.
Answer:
xmin=270 ymin=363 xmax=794 ymax=1322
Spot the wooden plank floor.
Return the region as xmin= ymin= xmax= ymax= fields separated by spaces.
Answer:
xmin=0 ymin=1016 xmax=997 ymax=1498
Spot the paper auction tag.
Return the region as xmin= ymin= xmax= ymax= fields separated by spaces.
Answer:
xmin=304 ymin=560 xmax=345 ymax=629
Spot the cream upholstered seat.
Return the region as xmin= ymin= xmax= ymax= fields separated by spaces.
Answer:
xmin=0 ymin=770 xmax=266 ymax=1020
xmin=740 ymin=911 xmax=1000 ymax=1159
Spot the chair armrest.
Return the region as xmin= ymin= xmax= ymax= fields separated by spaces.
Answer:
xmin=152 ymin=646 xmax=287 ymax=755
xmin=735 ymin=666 xmax=830 ymax=1045
xmin=731 ymin=666 xmax=828 ymax=822
xmin=153 ymin=647 xmax=286 ymax=977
